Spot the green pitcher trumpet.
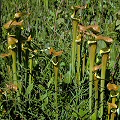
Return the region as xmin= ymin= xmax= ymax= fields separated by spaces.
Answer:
xmin=107 ymin=83 xmax=119 ymax=120
xmin=71 ymin=5 xmax=87 ymax=76
xmin=88 ymin=40 xmax=97 ymax=118
xmin=100 ymin=47 xmax=110 ymax=119
xmin=76 ymin=34 xmax=83 ymax=86
xmin=50 ymin=48 xmax=63 ymax=120
xmin=93 ymin=73 xmax=101 ymax=119
xmin=7 ymin=36 xmax=17 ymax=85
xmin=108 ymin=102 xmax=118 ymax=120
xmin=93 ymin=64 xmax=102 ymax=119
xmin=78 ymin=24 xmax=100 ymax=119
xmin=71 ymin=17 xmax=79 ymax=76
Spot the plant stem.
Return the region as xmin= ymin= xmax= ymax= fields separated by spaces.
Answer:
xmin=88 ymin=41 xmax=97 ymax=119
xmin=82 ymin=53 xmax=86 ymax=77
xmin=100 ymin=52 xmax=109 ymax=119
xmin=108 ymin=103 xmax=110 ymax=120
xmin=29 ymin=56 xmax=33 ymax=85
xmin=77 ymin=41 xmax=82 ymax=86
xmin=94 ymin=73 xmax=99 ymax=119
xmin=24 ymin=49 xmax=29 ymax=88
xmin=54 ymin=56 xmax=59 ymax=120
xmin=11 ymin=49 xmax=20 ymax=102
xmin=82 ymin=40 xmax=87 ymax=77
xmin=15 ymin=27 xmax=22 ymax=83
xmin=111 ymin=97 xmax=116 ymax=119
xmin=11 ymin=50 xmax=17 ymax=85
xmin=72 ymin=20 xmax=78 ymax=76
xmin=28 ymin=55 xmax=33 ymax=105
xmin=17 ymin=37 xmax=21 ymax=65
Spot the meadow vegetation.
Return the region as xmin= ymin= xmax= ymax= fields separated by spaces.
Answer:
xmin=0 ymin=0 xmax=120 ymax=119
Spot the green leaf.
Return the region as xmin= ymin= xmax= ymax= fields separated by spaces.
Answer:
xmin=56 ymin=9 xmax=62 ymax=14
xmin=72 ymin=112 xmax=78 ymax=118
xmin=47 ymin=77 xmax=54 ymax=88
xmin=50 ymin=10 xmax=55 ymax=17
xmin=116 ymin=25 xmax=120 ymax=30
xmin=44 ymin=97 xmax=48 ymax=105
xmin=57 ymin=18 xmax=64 ymax=25
xmin=91 ymin=112 xmax=96 ymax=120
xmin=60 ymin=62 xmax=66 ymax=67
xmin=40 ymin=93 xmax=47 ymax=101
xmin=25 ymin=83 xmax=33 ymax=96
xmin=38 ymin=84 xmax=46 ymax=91
xmin=79 ymin=109 xmax=86 ymax=117
xmin=116 ymin=20 xmax=120 ymax=26
xmin=64 ymin=71 xmax=71 ymax=84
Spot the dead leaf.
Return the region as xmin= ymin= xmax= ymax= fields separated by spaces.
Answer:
xmin=6 ymin=83 xmax=18 ymax=92
xmin=49 ymin=48 xmax=63 ymax=56
xmin=93 ymin=64 xmax=102 ymax=72
xmin=107 ymin=83 xmax=118 ymax=91
xmin=8 ymin=36 xmax=18 ymax=45
xmin=4 ymin=20 xmax=23 ymax=29
xmin=108 ymin=102 xmax=117 ymax=109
